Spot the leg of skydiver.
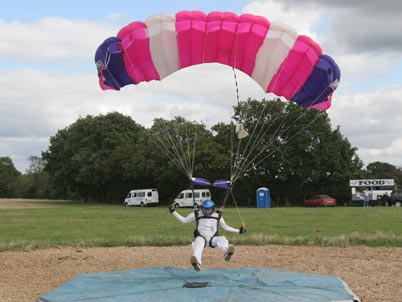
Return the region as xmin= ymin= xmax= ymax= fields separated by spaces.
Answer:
xmin=211 ymin=236 xmax=235 ymax=261
xmin=190 ymin=236 xmax=205 ymax=271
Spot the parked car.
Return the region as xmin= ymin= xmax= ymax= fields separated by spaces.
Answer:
xmin=304 ymin=195 xmax=336 ymax=207
xmin=390 ymin=189 xmax=402 ymax=207
xmin=124 ymin=189 xmax=159 ymax=207
xmin=173 ymin=189 xmax=211 ymax=208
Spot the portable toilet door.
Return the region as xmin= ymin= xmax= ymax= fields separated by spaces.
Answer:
xmin=257 ymin=187 xmax=270 ymax=208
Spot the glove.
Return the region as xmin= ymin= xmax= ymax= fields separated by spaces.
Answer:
xmin=239 ymin=226 xmax=247 ymax=234
xmin=168 ymin=204 xmax=176 ymax=213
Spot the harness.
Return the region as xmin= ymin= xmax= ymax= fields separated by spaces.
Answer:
xmin=193 ymin=210 xmax=223 ymax=247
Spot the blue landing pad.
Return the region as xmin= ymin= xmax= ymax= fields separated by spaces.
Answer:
xmin=38 ymin=267 xmax=360 ymax=302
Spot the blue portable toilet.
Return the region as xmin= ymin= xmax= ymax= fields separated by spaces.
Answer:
xmin=256 ymin=187 xmax=270 ymax=208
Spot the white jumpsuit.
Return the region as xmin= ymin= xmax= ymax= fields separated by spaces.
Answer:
xmin=172 ymin=210 xmax=239 ymax=265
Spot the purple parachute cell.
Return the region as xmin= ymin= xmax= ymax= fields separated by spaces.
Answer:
xmin=94 ymin=37 xmax=134 ymax=90
xmin=213 ymin=180 xmax=232 ymax=190
xmin=192 ymin=177 xmax=211 ymax=187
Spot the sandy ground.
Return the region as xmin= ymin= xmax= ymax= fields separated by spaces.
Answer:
xmin=1 ymin=245 xmax=401 ymax=302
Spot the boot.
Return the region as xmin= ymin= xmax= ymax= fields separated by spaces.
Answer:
xmin=224 ymin=244 xmax=235 ymax=261
xmin=190 ymin=255 xmax=201 ymax=271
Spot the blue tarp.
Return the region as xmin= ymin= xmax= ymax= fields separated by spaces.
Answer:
xmin=38 ymin=267 xmax=360 ymax=302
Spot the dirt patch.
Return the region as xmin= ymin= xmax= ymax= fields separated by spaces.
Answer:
xmin=1 ymin=245 xmax=401 ymax=302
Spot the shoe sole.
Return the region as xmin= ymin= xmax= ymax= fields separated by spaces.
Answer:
xmin=224 ymin=245 xmax=235 ymax=261
xmin=190 ymin=255 xmax=201 ymax=271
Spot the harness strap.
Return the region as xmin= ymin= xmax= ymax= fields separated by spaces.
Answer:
xmin=193 ymin=210 xmax=222 ymax=247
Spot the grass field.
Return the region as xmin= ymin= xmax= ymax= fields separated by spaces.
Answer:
xmin=1 ymin=199 xmax=402 ymax=251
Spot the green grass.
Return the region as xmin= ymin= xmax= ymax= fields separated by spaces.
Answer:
xmin=1 ymin=199 xmax=402 ymax=251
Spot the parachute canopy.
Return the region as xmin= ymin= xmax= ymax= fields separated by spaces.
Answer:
xmin=95 ymin=11 xmax=340 ymax=110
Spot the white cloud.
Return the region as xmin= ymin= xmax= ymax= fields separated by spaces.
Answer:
xmin=245 ymin=0 xmax=402 ymax=54
xmin=329 ymin=85 xmax=402 ymax=166
xmin=243 ymin=0 xmax=324 ymax=39
xmin=358 ymin=137 xmax=402 ymax=167
xmin=0 ymin=18 xmax=118 ymax=63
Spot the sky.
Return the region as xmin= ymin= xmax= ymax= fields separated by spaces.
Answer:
xmin=1 ymin=0 xmax=402 ymax=173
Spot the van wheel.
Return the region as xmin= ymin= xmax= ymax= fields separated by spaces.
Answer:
xmin=125 ymin=203 xmax=129 ymax=207
xmin=140 ymin=202 xmax=145 ymax=207
xmin=394 ymin=201 xmax=402 ymax=207
xmin=174 ymin=203 xmax=180 ymax=208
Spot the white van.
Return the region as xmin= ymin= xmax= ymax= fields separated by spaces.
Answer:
xmin=174 ymin=189 xmax=211 ymax=208
xmin=124 ymin=189 xmax=159 ymax=207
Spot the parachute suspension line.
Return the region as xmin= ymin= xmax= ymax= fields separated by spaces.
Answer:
xmin=231 ymin=103 xmax=291 ymax=184
xmin=241 ymin=112 xmax=322 ymax=177
xmin=230 ymin=98 xmax=318 ymax=186
xmin=221 ymin=121 xmax=236 ymax=209
xmin=230 ymin=94 xmax=281 ymax=186
xmin=150 ymin=75 xmax=198 ymax=180
xmin=230 ymin=189 xmax=246 ymax=227
xmin=151 ymin=28 xmax=200 ymax=183
xmin=152 ymin=119 xmax=192 ymax=177
xmin=149 ymin=49 xmax=191 ymax=178
xmin=230 ymin=102 xmax=271 ymax=184
xmin=232 ymin=68 xmax=241 ymax=111
xmin=233 ymin=108 xmax=300 ymax=182
xmin=188 ymin=123 xmax=198 ymax=209
xmin=219 ymin=184 xmax=246 ymax=227
xmin=172 ymin=26 xmax=191 ymax=178
xmin=150 ymin=93 xmax=188 ymax=177
xmin=231 ymin=99 xmax=265 ymax=174
xmin=229 ymin=32 xmax=248 ymax=186
xmin=220 ymin=65 xmax=246 ymax=225
xmin=230 ymin=67 xmax=248 ymax=186
xmin=190 ymin=123 xmax=198 ymax=178
xmin=230 ymin=32 xmax=239 ymax=181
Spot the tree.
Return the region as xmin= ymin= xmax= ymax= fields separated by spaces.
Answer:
xmin=26 ymin=155 xmax=46 ymax=174
xmin=0 ymin=156 xmax=20 ymax=197
xmin=15 ymin=156 xmax=53 ymax=199
xmin=366 ymin=161 xmax=396 ymax=178
xmin=365 ymin=161 xmax=402 ymax=189
xmin=42 ymin=112 xmax=145 ymax=201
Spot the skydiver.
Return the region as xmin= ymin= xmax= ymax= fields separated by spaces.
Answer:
xmin=169 ymin=199 xmax=246 ymax=271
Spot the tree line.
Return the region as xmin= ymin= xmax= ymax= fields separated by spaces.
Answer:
xmin=1 ymin=98 xmax=401 ymax=206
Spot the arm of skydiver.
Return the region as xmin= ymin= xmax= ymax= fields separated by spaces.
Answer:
xmin=219 ymin=216 xmax=246 ymax=234
xmin=171 ymin=209 xmax=196 ymax=224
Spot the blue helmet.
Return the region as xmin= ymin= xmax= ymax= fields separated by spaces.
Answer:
xmin=201 ymin=200 xmax=215 ymax=216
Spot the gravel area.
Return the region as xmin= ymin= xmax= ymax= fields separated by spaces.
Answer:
xmin=1 ymin=245 xmax=401 ymax=302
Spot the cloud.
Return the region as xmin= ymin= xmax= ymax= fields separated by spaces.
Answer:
xmin=329 ymin=85 xmax=402 ymax=166
xmin=245 ymin=0 xmax=402 ymax=54
xmin=243 ymin=0 xmax=324 ymax=38
xmin=0 ymin=17 xmax=118 ymax=65
xmin=358 ymin=137 xmax=402 ymax=167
